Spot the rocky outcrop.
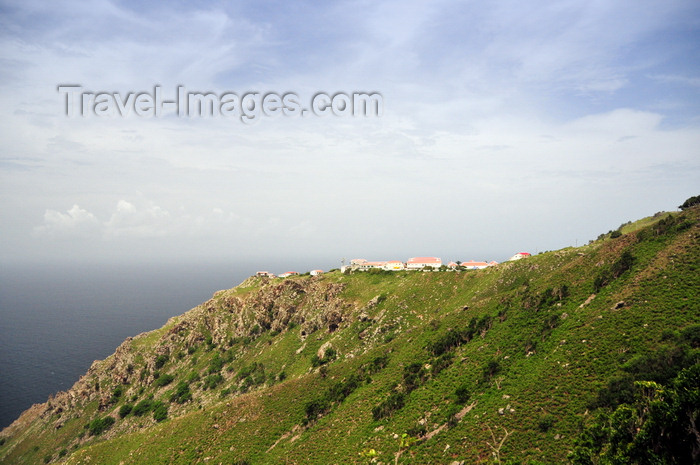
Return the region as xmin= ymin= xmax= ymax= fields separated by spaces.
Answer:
xmin=5 ymin=276 xmax=354 ymax=433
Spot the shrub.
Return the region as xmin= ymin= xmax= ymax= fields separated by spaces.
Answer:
xmin=311 ymin=348 xmax=337 ymax=367
xmin=428 ymin=329 xmax=468 ymax=356
xmin=154 ymin=373 xmax=175 ymax=387
xmin=678 ymin=195 xmax=700 ymax=210
xmin=482 ymin=359 xmax=502 ymax=383
xmin=152 ymin=401 xmax=168 ymax=422
xmin=455 ymin=384 xmax=471 ymax=404
xmin=610 ymin=230 xmax=622 ymax=238
xmin=403 ymin=363 xmax=429 ymax=393
xmin=109 ymin=385 xmax=123 ymax=405
xmin=304 ymin=397 xmax=331 ymax=423
xmin=372 ymin=391 xmax=405 ymax=420
xmin=431 ymin=353 xmax=454 ymax=375
xmin=611 ymin=251 xmax=634 ymax=278
xmin=170 ymin=381 xmax=192 ymax=404
xmin=88 ymin=416 xmax=115 ymax=436
xmin=209 ymin=353 xmax=224 ymax=374
xmin=202 ymin=374 xmax=223 ymax=390
xmin=328 ymin=374 xmax=362 ymax=403
xmin=154 ymin=354 xmax=169 ymax=369
xmin=365 ymin=355 xmax=390 ymax=375
xmin=538 ymin=414 xmax=556 ymax=432
xmin=681 ymin=324 xmax=700 ymax=348
xmin=594 ymin=250 xmax=635 ymax=291
xmin=119 ymin=403 xmax=133 ymax=418
xmin=406 ymin=424 xmax=427 ymax=438
xmin=132 ymin=399 xmax=153 ymax=416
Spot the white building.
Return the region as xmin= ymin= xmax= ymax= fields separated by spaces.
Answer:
xmin=383 ymin=260 xmax=405 ymax=271
xmin=460 ymin=260 xmax=489 ymax=270
xmin=310 ymin=269 xmax=324 ymax=276
xmin=359 ymin=261 xmax=387 ymax=270
xmin=406 ymin=257 xmax=442 ymax=270
xmin=278 ymin=271 xmax=299 ymax=278
xmin=508 ymin=252 xmax=531 ymax=261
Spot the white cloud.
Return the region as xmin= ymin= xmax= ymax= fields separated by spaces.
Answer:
xmin=33 ymin=204 xmax=100 ymax=237
xmin=3 ymin=1 xmax=700 ymax=265
xmin=103 ymin=200 xmax=171 ymax=238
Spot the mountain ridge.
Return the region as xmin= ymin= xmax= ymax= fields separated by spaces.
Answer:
xmin=1 ymin=205 xmax=698 ymax=464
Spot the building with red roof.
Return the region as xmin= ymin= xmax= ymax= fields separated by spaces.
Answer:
xmin=461 ymin=260 xmax=489 ymax=269
xmin=278 ymin=271 xmax=299 ymax=278
xmin=383 ymin=260 xmax=405 ymax=270
xmin=406 ymin=257 xmax=442 ymax=270
xmin=508 ymin=252 xmax=531 ymax=261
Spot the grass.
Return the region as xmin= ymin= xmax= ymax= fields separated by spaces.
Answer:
xmin=1 ymin=206 xmax=698 ymax=464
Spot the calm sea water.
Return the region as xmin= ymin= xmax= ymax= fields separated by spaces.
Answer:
xmin=0 ymin=261 xmax=259 ymax=429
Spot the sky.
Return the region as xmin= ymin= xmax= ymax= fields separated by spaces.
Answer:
xmin=1 ymin=0 xmax=699 ymax=271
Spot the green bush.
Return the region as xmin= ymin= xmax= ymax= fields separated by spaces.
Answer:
xmin=454 ymin=384 xmax=470 ymax=404
xmin=594 ymin=250 xmax=635 ymax=291
xmin=208 ymin=353 xmax=224 ymax=374
xmin=431 ymin=352 xmax=454 ymax=375
xmin=678 ymin=194 xmax=700 ymax=210
xmin=154 ymin=373 xmax=175 ymax=387
xmin=109 ymin=385 xmax=123 ymax=405
xmin=372 ymin=391 xmax=405 ymax=420
xmin=311 ymin=348 xmax=337 ymax=367
xmin=681 ymin=324 xmax=700 ymax=348
xmin=481 ymin=359 xmax=502 ymax=383
xmin=155 ymin=354 xmax=169 ymax=369
xmin=170 ymin=381 xmax=192 ymax=404
xmin=538 ymin=414 xmax=556 ymax=432
xmin=428 ymin=328 xmax=470 ymax=356
xmin=119 ymin=403 xmax=133 ymax=418
xmin=304 ymin=397 xmax=331 ymax=423
xmin=202 ymin=374 xmax=223 ymax=390
xmin=132 ymin=399 xmax=153 ymax=416
xmin=152 ymin=401 xmax=168 ymax=422
xmin=403 ymin=362 xmax=428 ymax=393
xmin=88 ymin=416 xmax=115 ymax=436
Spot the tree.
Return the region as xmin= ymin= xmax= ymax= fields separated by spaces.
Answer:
xmin=678 ymin=195 xmax=700 ymax=210
xmin=570 ymin=363 xmax=700 ymax=464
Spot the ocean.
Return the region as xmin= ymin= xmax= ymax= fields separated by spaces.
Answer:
xmin=0 ymin=261 xmax=258 ymax=430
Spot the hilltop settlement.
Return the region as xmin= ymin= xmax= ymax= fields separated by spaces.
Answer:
xmin=257 ymin=252 xmax=531 ymax=278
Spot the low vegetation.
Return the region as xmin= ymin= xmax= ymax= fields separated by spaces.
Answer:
xmin=1 ymin=200 xmax=698 ymax=464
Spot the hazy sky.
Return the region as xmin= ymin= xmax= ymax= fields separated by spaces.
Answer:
xmin=1 ymin=0 xmax=699 ymax=269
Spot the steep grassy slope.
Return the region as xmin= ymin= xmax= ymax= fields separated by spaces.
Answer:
xmin=1 ymin=207 xmax=698 ymax=465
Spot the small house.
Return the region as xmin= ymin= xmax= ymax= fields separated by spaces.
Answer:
xmin=508 ymin=252 xmax=531 ymax=261
xmin=406 ymin=257 xmax=442 ymax=270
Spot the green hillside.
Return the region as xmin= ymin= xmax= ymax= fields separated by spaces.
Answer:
xmin=1 ymin=206 xmax=698 ymax=465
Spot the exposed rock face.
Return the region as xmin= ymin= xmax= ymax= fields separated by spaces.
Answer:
xmin=6 ymin=277 xmax=352 ymax=432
